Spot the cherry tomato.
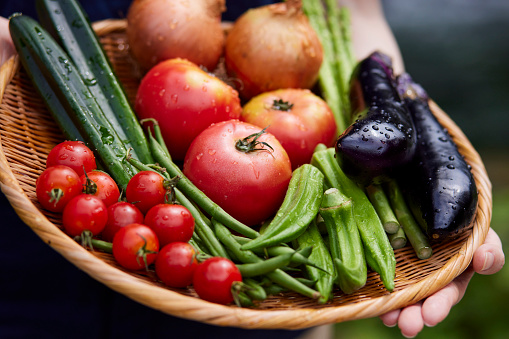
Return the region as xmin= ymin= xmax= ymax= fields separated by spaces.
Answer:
xmin=46 ymin=140 xmax=96 ymax=176
xmin=144 ymin=204 xmax=195 ymax=246
xmin=125 ymin=171 xmax=168 ymax=214
xmin=193 ymin=257 xmax=242 ymax=305
xmin=135 ymin=58 xmax=242 ymax=161
xmin=183 ymin=120 xmax=292 ymax=226
xmin=62 ymin=194 xmax=108 ymax=237
xmin=80 ymin=170 xmax=120 ymax=207
xmin=102 ymin=201 xmax=144 ymax=242
xmin=112 ymin=223 xmax=160 ymax=271
xmin=155 ymin=242 xmax=198 ymax=288
xmin=241 ymin=89 xmax=337 ymax=169
xmin=36 ymin=165 xmax=82 ymax=212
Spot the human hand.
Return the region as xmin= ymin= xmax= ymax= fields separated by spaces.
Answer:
xmin=379 ymin=228 xmax=505 ymax=338
xmin=1 ymin=16 xmax=16 ymax=66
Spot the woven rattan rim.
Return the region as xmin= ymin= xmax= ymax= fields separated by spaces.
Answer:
xmin=0 ymin=19 xmax=492 ymax=329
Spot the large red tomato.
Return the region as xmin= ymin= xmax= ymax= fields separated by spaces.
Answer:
xmin=183 ymin=120 xmax=292 ymax=226
xmin=241 ymin=89 xmax=337 ymax=169
xmin=135 ymin=58 xmax=242 ymax=160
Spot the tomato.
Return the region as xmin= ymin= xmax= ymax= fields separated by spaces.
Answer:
xmin=46 ymin=140 xmax=96 ymax=176
xmin=62 ymin=194 xmax=108 ymax=237
xmin=36 ymin=165 xmax=82 ymax=212
xmin=192 ymin=257 xmax=242 ymax=305
xmin=125 ymin=171 xmax=168 ymax=214
xmin=134 ymin=58 xmax=242 ymax=160
xmin=102 ymin=201 xmax=144 ymax=242
xmin=81 ymin=171 xmax=120 ymax=207
xmin=155 ymin=242 xmax=198 ymax=288
xmin=241 ymin=89 xmax=337 ymax=169
xmin=144 ymin=204 xmax=195 ymax=246
xmin=183 ymin=120 xmax=292 ymax=226
xmin=112 ymin=223 xmax=160 ymax=271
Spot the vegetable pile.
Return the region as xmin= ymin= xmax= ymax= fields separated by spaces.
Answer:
xmin=10 ymin=0 xmax=478 ymax=307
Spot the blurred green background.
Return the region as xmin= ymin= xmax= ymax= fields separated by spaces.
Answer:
xmin=333 ymin=0 xmax=509 ymax=337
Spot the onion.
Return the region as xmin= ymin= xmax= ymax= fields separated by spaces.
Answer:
xmin=126 ymin=0 xmax=226 ymax=72
xmin=224 ymin=0 xmax=323 ymax=100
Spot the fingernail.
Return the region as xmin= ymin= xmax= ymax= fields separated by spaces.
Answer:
xmin=482 ymin=252 xmax=494 ymax=272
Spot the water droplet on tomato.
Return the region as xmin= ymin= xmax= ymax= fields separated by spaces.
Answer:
xmin=208 ymin=149 xmax=216 ymax=155
xmin=171 ymin=94 xmax=178 ymax=103
xmin=183 ymin=84 xmax=190 ymax=91
xmin=158 ymin=89 xmax=165 ymax=97
xmin=196 ymin=153 xmax=203 ymax=160
xmin=163 ymin=215 xmax=169 ymax=220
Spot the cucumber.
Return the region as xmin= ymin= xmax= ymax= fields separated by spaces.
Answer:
xmin=9 ymin=14 xmax=137 ymax=190
xmin=36 ymin=0 xmax=153 ymax=164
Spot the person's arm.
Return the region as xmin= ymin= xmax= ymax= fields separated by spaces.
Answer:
xmin=338 ymin=0 xmax=404 ymax=74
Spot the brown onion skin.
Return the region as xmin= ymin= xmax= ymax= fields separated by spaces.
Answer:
xmin=126 ymin=0 xmax=226 ymax=72
xmin=224 ymin=2 xmax=323 ymax=100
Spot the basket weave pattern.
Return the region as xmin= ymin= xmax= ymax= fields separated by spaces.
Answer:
xmin=0 ymin=19 xmax=492 ymax=329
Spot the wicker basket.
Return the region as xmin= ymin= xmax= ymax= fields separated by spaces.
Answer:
xmin=0 ymin=19 xmax=492 ymax=330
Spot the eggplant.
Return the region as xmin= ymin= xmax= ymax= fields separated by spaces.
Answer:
xmin=335 ymin=52 xmax=416 ymax=185
xmin=396 ymin=73 xmax=478 ymax=241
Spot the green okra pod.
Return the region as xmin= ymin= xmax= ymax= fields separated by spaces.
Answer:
xmin=241 ymin=164 xmax=324 ymax=251
xmin=319 ymin=188 xmax=367 ymax=294
xmin=295 ymin=218 xmax=335 ymax=304
xmin=311 ymin=147 xmax=395 ymax=291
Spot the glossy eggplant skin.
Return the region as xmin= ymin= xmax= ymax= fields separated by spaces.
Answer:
xmin=335 ymin=52 xmax=416 ymax=186
xmin=396 ymin=73 xmax=478 ymax=241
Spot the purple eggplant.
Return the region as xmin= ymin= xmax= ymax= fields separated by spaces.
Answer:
xmin=396 ymin=73 xmax=478 ymax=241
xmin=335 ymin=52 xmax=416 ymax=185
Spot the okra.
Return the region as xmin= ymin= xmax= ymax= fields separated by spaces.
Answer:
xmin=319 ymin=188 xmax=367 ymax=294
xmin=241 ymin=164 xmax=324 ymax=251
xmin=311 ymin=147 xmax=395 ymax=291
xmin=295 ymin=218 xmax=335 ymax=304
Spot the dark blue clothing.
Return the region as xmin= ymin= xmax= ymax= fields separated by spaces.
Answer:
xmin=0 ymin=1 xmax=306 ymax=338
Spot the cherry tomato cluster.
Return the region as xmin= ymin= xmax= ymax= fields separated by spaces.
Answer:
xmin=37 ymin=141 xmax=242 ymax=305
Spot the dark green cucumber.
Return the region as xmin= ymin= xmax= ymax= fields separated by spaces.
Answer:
xmin=36 ymin=0 xmax=153 ymax=164
xmin=9 ymin=14 xmax=136 ymax=190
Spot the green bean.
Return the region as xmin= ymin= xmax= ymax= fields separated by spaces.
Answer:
xmin=175 ymin=190 xmax=230 ymax=259
xmin=213 ymin=220 xmax=321 ymax=300
xmin=243 ymin=278 xmax=268 ymax=301
xmin=385 ymin=180 xmax=432 ymax=260
xmin=233 ymin=235 xmax=325 ymax=271
xmin=236 ymin=252 xmax=295 ymax=277
xmin=147 ymin=130 xmax=259 ymax=239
